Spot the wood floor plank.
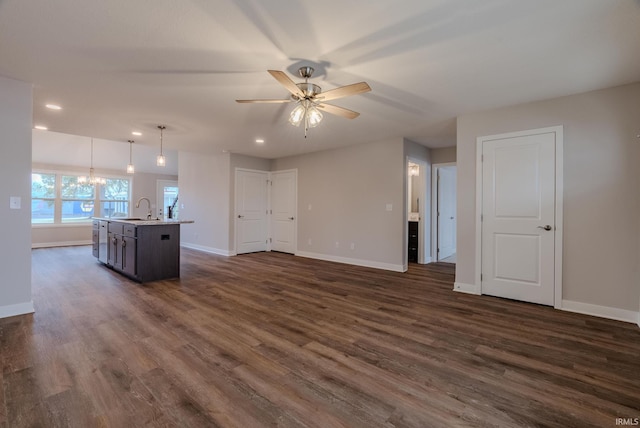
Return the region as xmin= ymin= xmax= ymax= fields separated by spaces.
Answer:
xmin=0 ymin=246 xmax=637 ymax=427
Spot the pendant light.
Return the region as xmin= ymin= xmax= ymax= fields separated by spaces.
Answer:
xmin=157 ymin=125 xmax=166 ymax=167
xmin=126 ymin=140 xmax=135 ymax=174
xmin=78 ymin=138 xmax=106 ymax=185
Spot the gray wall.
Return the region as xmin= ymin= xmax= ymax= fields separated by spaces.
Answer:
xmin=179 ymin=151 xmax=231 ymax=254
xmin=431 ymin=146 xmax=457 ymax=164
xmin=456 ymin=82 xmax=640 ymax=313
xmin=0 ymin=75 xmax=33 ymax=318
xmin=273 ymin=138 xmax=406 ymax=270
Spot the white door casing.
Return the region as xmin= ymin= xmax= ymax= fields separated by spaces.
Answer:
xmin=476 ymin=126 xmax=563 ymax=307
xmin=270 ymin=170 xmax=297 ymax=254
xmin=437 ymin=166 xmax=457 ymax=261
xmin=235 ymin=169 xmax=268 ymax=254
xmin=156 ymin=180 xmax=178 ymax=219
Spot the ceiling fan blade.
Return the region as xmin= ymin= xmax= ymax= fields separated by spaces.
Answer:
xmin=236 ymin=99 xmax=293 ymax=103
xmin=268 ymin=70 xmax=304 ymax=98
xmin=316 ymin=82 xmax=371 ymax=102
xmin=317 ymin=103 xmax=360 ymax=119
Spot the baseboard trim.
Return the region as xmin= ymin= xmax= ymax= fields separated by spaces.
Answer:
xmin=180 ymin=242 xmax=235 ymax=257
xmin=0 ymin=301 xmax=35 ymax=319
xmin=296 ymin=251 xmax=405 ymax=272
xmin=561 ymin=300 xmax=639 ymax=324
xmin=32 ymin=240 xmax=91 ymax=249
xmin=453 ymin=281 xmax=480 ymax=295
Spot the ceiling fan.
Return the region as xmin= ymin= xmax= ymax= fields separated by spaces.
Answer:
xmin=236 ymin=66 xmax=371 ymax=137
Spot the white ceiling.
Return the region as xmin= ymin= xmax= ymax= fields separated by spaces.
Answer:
xmin=2 ymin=0 xmax=639 ymax=161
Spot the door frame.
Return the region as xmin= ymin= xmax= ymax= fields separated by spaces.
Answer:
xmin=156 ymin=179 xmax=179 ymax=219
xmin=431 ymin=162 xmax=456 ymax=262
xmin=475 ymin=126 xmax=564 ymax=309
xmin=406 ymin=156 xmax=430 ymax=264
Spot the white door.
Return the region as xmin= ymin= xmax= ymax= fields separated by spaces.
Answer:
xmin=270 ymin=170 xmax=297 ymax=254
xmin=156 ymin=180 xmax=178 ymax=219
xmin=437 ymin=166 xmax=456 ymax=260
xmin=236 ymin=169 xmax=268 ymax=254
xmin=481 ymin=130 xmax=557 ymax=306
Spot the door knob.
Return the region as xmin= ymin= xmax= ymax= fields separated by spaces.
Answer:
xmin=288 ymin=217 xmax=295 ymax=220
xmin=537 ymin=225 xmax=552 ymax=231
xmin=237 ymin=215 xmax=244 ymax=219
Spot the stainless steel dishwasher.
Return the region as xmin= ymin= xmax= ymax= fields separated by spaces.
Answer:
xmin=98 ymin=220 xmax=108 ymax=264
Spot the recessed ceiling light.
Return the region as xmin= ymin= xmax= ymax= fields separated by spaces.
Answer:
xmin=45 ymin=104 xmax=62 ymax=110
xmin=255 ymin=139 xmax=265 ymax=144
xmin=34 ymin=125 xmax=48 ymax=130
xmin=132 ymin=131 xmax=142 ymax=136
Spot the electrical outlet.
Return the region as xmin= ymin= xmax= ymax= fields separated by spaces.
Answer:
xmin=350 ymin=242 xmax=355 ymax=250
xmin=335 ymin=241 xmax=340 ymax=248
xmin=308 ymin=238 xmax=312 ymax=246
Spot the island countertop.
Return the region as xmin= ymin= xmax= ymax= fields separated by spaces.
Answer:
xmin=93 ymin=217 xmax=194 ymax=226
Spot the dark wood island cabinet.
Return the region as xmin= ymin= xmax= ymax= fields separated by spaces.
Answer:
xmin=92 ymin=218 xmax=193 ymax=282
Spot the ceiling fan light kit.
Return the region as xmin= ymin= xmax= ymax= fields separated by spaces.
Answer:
xmin=236 ymin=66 xmax=370 ymax=137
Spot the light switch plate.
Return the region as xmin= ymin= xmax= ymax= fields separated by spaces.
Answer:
xmin=386 ymin=203 xmax=393 ymax=211
xmin=10 ymin=196 xmax=21 ymax=209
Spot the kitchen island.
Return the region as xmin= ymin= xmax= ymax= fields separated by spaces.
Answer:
xmin=92 ymin=217 xmax=194 ymax=283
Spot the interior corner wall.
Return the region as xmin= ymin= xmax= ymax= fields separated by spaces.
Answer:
xmin=271 ymin=138 xmax=406 ymax=271
xmin=0 ymin=75 xmax=33 ymax=318
xmin=178 ymin=151 xmax=231 ymax=255
xmin=456 ymin=82 xmax=640 ymax=313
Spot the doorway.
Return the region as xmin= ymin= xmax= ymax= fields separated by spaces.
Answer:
xmin=431 ymin=163 xmax=457 ymax=263
xmin=476 ymin=126 xmax=563 ymax=307
xmin=406 ymin=158 xmax=429 ymax=264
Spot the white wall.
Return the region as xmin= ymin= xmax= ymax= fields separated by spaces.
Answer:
xmin=179 ymin=151 xmax=231 ymax=255
xmin=456 ymin=82 xmax=640 ymax=316
xmin=0 ymin=75 xmax=33 ymax=318
xmin=272 ymin=138 xmax=406 ymax=271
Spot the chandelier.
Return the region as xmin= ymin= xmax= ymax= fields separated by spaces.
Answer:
xmin=78 ymin=138 xmax=106 ymax=185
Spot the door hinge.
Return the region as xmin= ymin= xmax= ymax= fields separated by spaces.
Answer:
xmin=481 ymin=154 xmax=484 ymax=162
xmin=480 ymin=273 xmax=483 ymax=281
xmin=437 ymin=248 xmax=440 ymax=253
xmin=480 ymin=214 xmax=483 ymax=221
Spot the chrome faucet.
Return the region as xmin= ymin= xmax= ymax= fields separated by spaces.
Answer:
xmin=136 ymin=197 xmax=152 ymax=220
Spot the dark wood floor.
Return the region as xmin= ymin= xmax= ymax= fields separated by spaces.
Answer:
xmin=1 ymin=247 xmax=639 ymax=427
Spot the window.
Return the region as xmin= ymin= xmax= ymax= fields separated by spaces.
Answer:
xmin=61 ymin=175 xmax=95 ymax=222
xmin=100 ymin=178 xmax=130 ymax=218
xmin=31 ymin=173 xmax=56 ymax=224
xmin=31 ymin=171 xmax=131 ymax=225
